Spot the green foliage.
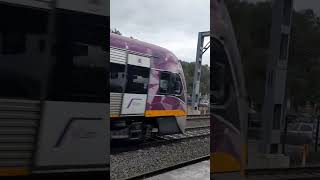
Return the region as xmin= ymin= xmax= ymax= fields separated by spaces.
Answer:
xmin=180 ymin=61 xmax=210 ymax=96
xmin=111 ymin=28 xmax=122 ymax=35
xmin=288 ymin=10 xmax=320 ymax=106
xmin=226 ymin=1 xmax=320 ymax=109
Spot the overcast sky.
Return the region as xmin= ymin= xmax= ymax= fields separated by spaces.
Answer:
xmin=111 ymin=0 xmax=210 ymax=66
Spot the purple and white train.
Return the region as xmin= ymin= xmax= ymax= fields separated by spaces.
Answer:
xmin=110 ymin=33 xmax=188 ymax=140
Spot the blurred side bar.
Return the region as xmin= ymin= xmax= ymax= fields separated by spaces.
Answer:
xmin=211 ymin=0 xmax=248 ymax=179
xmin=0 ymin=0 xmax=109 ymax=176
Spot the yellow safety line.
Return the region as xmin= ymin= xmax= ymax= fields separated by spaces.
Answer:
xmin=211 ymin=152 xmax=241 ymax=173
xmin=145 ymin=110 xmax=187 ymax=117
xmin=110 ymin=110 xmax=187 ymax=118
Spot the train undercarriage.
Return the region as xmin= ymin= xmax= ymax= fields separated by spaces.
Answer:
xmin=111 ymin=116 xmax=184 ymax=140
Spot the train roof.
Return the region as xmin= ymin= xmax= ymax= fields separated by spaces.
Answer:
xmin=110 ymin=33 xmax=178 ymax=61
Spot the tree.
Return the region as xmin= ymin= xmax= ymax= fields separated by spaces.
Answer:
xmin=226 ymin=0 xmax=320 ymax=111
xmin=111 ymin=28 xmax=122 ymax=35
xmin=180 ymin=61 xmax=210 ymax=96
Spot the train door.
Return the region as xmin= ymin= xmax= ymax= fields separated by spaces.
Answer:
xmin=110 ymin=47 xmax=126 ymax=118
xmin=110 ymin=47 xmax=151 ymax=139
xmin=121 ymin=53 xmax=150 ymax=116
xmin=110 ymin=49 xmax=150 ymax=116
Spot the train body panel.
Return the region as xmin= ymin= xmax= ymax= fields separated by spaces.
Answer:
xmin=146 ymin=69 xmax=187 ymax=116
xmin=110 ymin=33 xmax=187 ymax=139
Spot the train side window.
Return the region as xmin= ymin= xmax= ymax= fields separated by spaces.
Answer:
xmin=125 ymin=65 xmax=149 ymax=94
xmin=172 ymin=73 xmax=182 ymax=95
xmin=110 ymin=63 xmax=126 ymax=93
xmin=159 ymin=72 xmax=171 ymax=94
xmin=211 ymin=37 xmax=229 ymax=106
xmin=47 ymin=9 xmax=108 ymax=103
xmin=0 ymin=5 xmax=49 ymax=100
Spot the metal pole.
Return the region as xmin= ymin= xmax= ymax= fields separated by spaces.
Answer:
xmin=260 ymin=0 xmax=293 ymax=154
xmin=41 ymin=0 xmax=57 ymax=101
xmin=315 ymin=116 xmax=320 ymax=152
xmin=33 ymin=0 xmax=57 ymax=170
xmin=191 ymin=31 xmax=210 ymax=111
xmin=302 ymin=144 xmax=309 ymax=167
xmin=192 ymin=32 xmax=204 ymax=111
xmin=282 ymin=115 xmax=288 ymax=154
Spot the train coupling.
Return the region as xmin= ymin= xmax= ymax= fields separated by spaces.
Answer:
xmin=111 ymin=128 xmax=130 ymax=139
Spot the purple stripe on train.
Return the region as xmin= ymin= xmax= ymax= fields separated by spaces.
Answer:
xmin=110 ymin=33 xmax=187 ymax=113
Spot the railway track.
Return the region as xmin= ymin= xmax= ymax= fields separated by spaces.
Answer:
xmin=111 ymin=115 xmax=210 ymax=154
xmin=187 ymin=114 xmax=210 ymax=120
xmin=187 ymin=114 xmax=210 ymax=129
xmin=160 ymin=126 xmax=209 ymax=140
xmin=111 ymin=116 xmax=210 ymax=179
xmin=126 ymin=155 xmax=210 ymax=180
xmin=111 ymin=126 xmax=210 ymax=154
xmin=186 ymin=125 xmax=210 ymax=130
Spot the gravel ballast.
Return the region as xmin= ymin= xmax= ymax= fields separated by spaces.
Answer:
xmin=110 ymin=136 xmax=210 ymax=180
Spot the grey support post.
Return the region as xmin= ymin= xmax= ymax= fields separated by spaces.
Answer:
xmin=260 ymin=0 xmax=293 ymax=154
xmin=192 ymin=31 xmax=210 ymax=111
